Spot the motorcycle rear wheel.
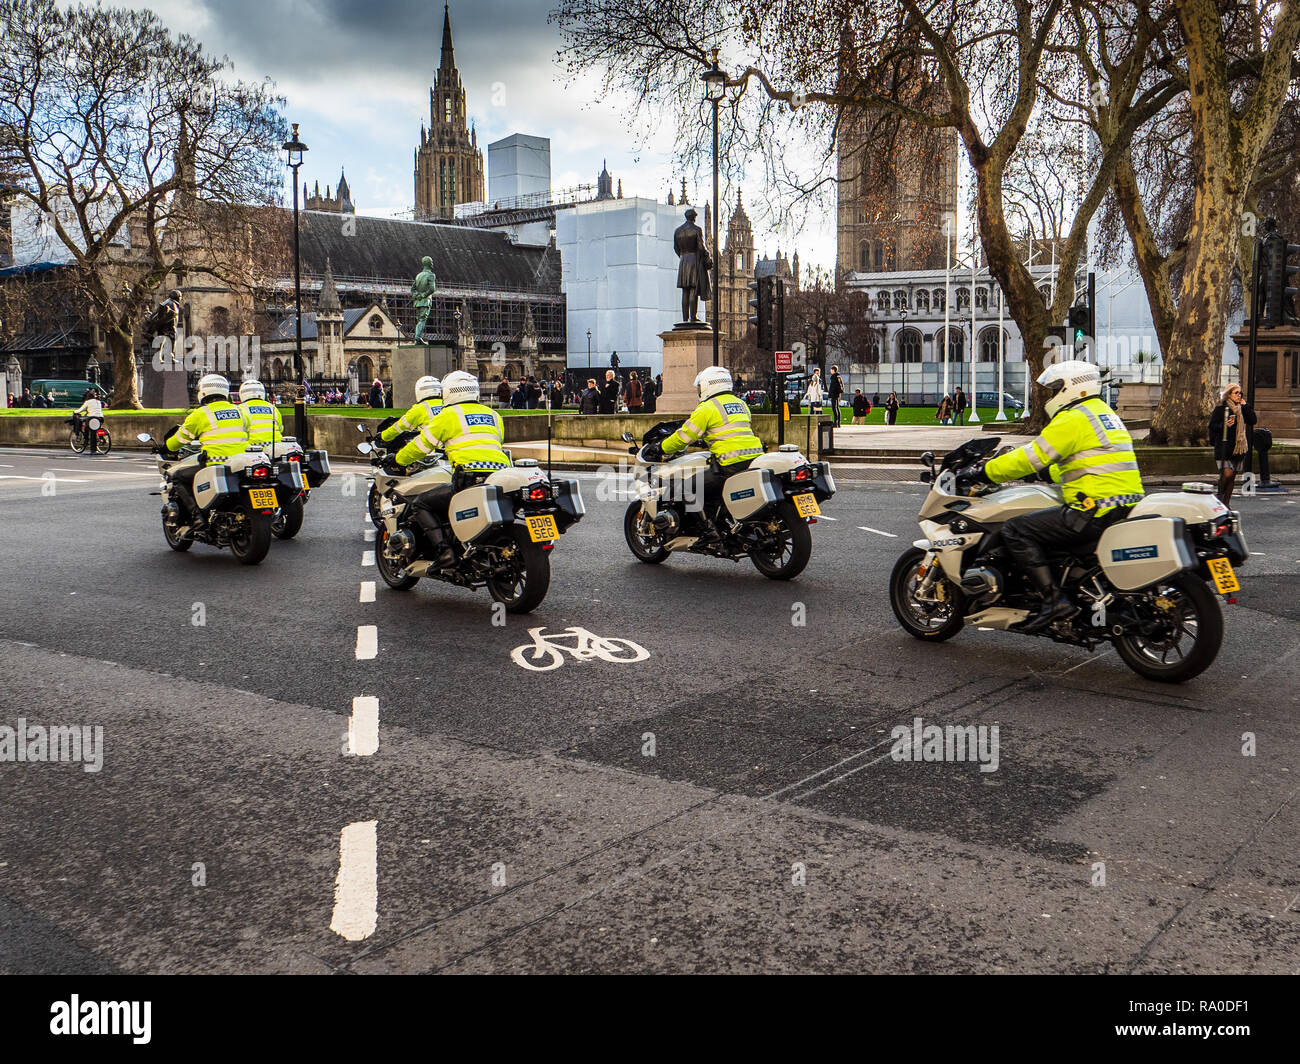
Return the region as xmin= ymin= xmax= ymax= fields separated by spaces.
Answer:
xmin=271 ymin=496 xmax=305 ymax=540
xmin=750 ymin=501 xmax=812 ymax=580
xmin=229 ymin=507 xmax=272 ymax=565
xmin=890 ymin=548 xmax=966 ymax=641
xmin=486 ymin=524 xmax=550 ymax=614
xmin=1113 ymin=574 xmax=1223 ymax=683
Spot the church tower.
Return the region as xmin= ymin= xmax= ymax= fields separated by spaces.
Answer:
xmin=718 ymin=190 xmax=756 ymax=351
xmin=414 ymin=4 xmax=486 ymax=220
xmin=314 ymin=257 xmax=345 ymax=377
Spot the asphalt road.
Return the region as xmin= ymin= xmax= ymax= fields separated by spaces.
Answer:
xmin=1 ymin=445 xmax=1298 ymax=974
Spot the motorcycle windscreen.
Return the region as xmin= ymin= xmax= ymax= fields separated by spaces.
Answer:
xmin=722 ymin=468 xmax=781 ymax=520
xmin=448 ymin=484 xmax=512 ymax=544
xmin=1096 ymin=516 xmax=1195 ymax=591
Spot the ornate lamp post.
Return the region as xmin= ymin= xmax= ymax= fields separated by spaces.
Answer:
xmin=899 ymin=308 xmax=909 ymax=405
xmin=701 ymin=48 xmax=727 ymax=368
xmin=282 ymin=123 xmax=308 ymax=440
xmin=586 ymin=328 xmax=592 ymax=369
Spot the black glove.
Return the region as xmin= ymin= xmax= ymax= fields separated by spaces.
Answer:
xmin=642 ymin=442 xmax=663 ymax=462
xmin=971 ymin=461 xmax=994 ymax=486
xmin=381 ymin=456 xmax=404 ymax=476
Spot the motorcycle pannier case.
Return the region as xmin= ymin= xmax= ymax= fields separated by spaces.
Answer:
xmin=722 ymin=467 xmax=781 ymax=520
xmin=1097 ymin=516 xmax=1195 ymax=592
xmin=192 ymin=465 xmax=237 ymax=510
xmin=449 ymin=484 xmax=513 ymax=544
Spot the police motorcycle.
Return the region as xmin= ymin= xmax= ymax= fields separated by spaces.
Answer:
xmin=136 ymin=431 xmax=293 ymax=565
xmin=620 ymin=421 xmax=836 ymax=580
xmin=356 ymin=427 xmax=586 ymax=614
xmin=889 ymin=436 xmax=1247 ymax=683
xmin=236 ymin=380 xmax=331 ymax=540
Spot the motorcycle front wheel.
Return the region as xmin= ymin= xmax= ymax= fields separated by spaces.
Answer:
xmin=375 ymin=528 xmax=418 ymax=590
xmin=1113 ymin=574 xmax=1223 ymax=683
xmin=889 ymin=548 xmax=966 ymax=641
xmin=750 ymin=501 xmax=813 ymax=580
xmin=623 ymin=502 xmax=671 ymax=563
xmin=368 ymin=483 xmax=385 ymax=529
xmin=162 ymin=512 xmax=192 ymax=552
xmin=486 ymin=524 xmax=550 ymax=614
xmin=229 ymin=507 xmax=272 ymax=565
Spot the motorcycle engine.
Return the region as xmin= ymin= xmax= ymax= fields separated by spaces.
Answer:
xmin=960 ymin=565 xmax=1003 ymax=605
xmin=652 ymin=508 xmax=680 ymax=537
xmin=384 ymin=529 xmax=416 ymax=565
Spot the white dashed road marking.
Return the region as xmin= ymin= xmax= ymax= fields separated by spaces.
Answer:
xmin=359 ymin=581 xmax=375 ymax=603
xmin=347 ymin=696 xmax=379 ymax=756
xmin=362 ymin=550 xmax=375 ymax=566
xmin=330 ymin=820 xmax=378 ymax=941
xmin=355 ymin=625 xmax=378 ymax=660
xmin=363 ymin=527 xmax=375 ymax=541
xmin=858 ymin=526 xmax=898 ymax=538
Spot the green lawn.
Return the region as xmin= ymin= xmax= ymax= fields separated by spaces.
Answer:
xmin=787 ymin=405 xmax=1021 ymax=426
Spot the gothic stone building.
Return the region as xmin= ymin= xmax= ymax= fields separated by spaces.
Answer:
xmin=414 ymin=4 xmax=485 ymax=220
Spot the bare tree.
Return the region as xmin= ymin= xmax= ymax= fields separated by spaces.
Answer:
xmin=0 ymin=0 xmax=287 ymax=407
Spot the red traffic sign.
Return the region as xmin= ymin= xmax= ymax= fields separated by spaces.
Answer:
xmin=774 ymin=350 xmax=793 ymax=372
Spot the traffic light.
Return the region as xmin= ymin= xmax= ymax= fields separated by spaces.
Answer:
xmin=1261 ymin=226 xmax=1300 ymax=327
xmin=1067 ymin=303 xmax=1089 ymax=353
xmin=747 ymin=275 xmax=774 ymax=351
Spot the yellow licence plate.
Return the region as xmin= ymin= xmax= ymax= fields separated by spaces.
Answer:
xmin=249 ymin=487 xmax=279 ymax=509
xmin=792 ymin=492 xmax=821 ymax=518
xmin=1207 ymin=557 xmax=1240 ymax=594
xmin=526 ymin=514 xmax=559 ymax=542
xmin=300 ymin=471 xmax=309 ymax=490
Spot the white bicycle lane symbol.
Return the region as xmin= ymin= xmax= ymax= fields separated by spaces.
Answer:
xmin=510 ymin=626 xmax=650 ymax=672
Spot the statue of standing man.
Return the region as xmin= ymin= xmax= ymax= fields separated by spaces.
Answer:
xmin=673 ymin=208 xmax=712 ymax=326
xmin=411 ymin=256 xmax=437 ymax=343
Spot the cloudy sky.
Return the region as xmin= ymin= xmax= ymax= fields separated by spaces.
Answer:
xmin=137 ymin=0 xmax=840 ymax=270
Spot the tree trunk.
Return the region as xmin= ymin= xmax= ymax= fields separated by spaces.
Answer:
xmin=106 ymin=316 xmax=142 ymax=409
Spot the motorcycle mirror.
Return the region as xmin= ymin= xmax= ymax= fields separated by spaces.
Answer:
xmin=357 ymin=442 xmax=373 ymax=455
xmin=136 ymin=432 xmax=153 ymax=443
xmin=356 ymin=424 xmax=367 ymax=433
xmin=920 ymin=451 xmax=934 ymax=469
xmin=621 ymin=432 xmax=636 ymax=443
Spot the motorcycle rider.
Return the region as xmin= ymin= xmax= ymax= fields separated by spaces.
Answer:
xmin=380 ymin=375 xmax=442 ymax=446
xmin=390 ymin=370 xmax=508 ymax=568
xmin=164 ymin=373 xmax=251 ymax=533
xmin=236 ymin=379 xmax=283 ymax=446
xmin=72 ymin=388 xmax=104 ymax=449
xmin=657 ymin=366 xmax=765 ymax=531
xmin=979 ymin=360 xmax=1145 ymax=633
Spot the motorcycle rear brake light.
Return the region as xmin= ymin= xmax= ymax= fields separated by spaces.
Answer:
xmin=252 ymin=467 xmax=268 ymax=477
xmin=289 ymin=454 xmax=300 ymax=462
xmin=541 ymin=542 xmax=554 ymax=551
xmin=795 ymin=468 xmax=810 ymax=480
xmin=1214 ymin=521 xmax=1231 ymax=536
xmin=529 ymin=487 xmax=548 ymax=500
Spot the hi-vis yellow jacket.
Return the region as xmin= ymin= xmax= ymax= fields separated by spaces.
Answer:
xmin=240 ymin=398 xmax=283 ymax=445
xmin=395 ymin=402 xmax=510 ymax=471
xmin=381 ymin=399 xmax=443 ymax=442
xmin=165 ymin=400 xmax=250 ymax=459
xmin=661 ymin=392 xmax=765 ymax=466
xmin=986 ymin=396 xmax=1144 ymax=515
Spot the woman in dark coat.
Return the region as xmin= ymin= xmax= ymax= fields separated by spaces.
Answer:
xmin=1209 ymin=383 xmax=1256 ymax=506
xmin=885 ymin=392 xmax=900 ymax=426
xmin=642 ymin=375 xmax=657 ymax=415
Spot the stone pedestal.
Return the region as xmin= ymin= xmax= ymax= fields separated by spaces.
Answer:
xmin=390 ymin=343 xmax=458 ymax=407
xmin=659 ymin=327 xmax=715 ymax=414
xmin=1233 ymin=324 xmax=1300 ymax=434
xmin=1115 ymin=381 xmax=1161 ymax=423
xmin=139 ymin=345 xmax=191 ymax=409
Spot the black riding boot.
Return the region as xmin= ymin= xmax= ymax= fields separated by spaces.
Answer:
xmin=1020 ymin=565 xmax=1077 ymax=633
xmin=414 ymin=509 xmax=455 ymax=568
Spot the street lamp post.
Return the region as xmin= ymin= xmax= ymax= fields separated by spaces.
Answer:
xmin=586 ymin=328 xmax=591 ymax=369
xmin=702 ymin=49 xmax=727 ymax=368
xmin=282 ymin=123 xmax=308 ymax=442
xmin=968 ymin=249 xmax=980 ymax=425
xmin=899 ymin=308 xmax=909 ymax=406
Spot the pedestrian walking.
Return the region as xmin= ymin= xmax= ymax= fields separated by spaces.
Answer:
xmin=626 ymin=371 xmax=643 ymax=412
xmin=937 ymin=394 xmax=953 ymax=425
xmin=495 ymin=378 xmax=511 ymax=406
xmin=953 ymin=386 xmax=968 ymax=426
xmin=599 ymin=369 xmax=619 ymax=414
xmin=1210 ymin=383 xmax=1257 ymax=506
xmin=580 ymin=378 xmax=600 ymax=415
xmin=368 ymin=378 xmax=385 ymax=409
xmin=642 ymin=375 xmax=658 ymax=415
xmin=885 ymin=391 xmax=899 ymax=426
xmin=804 ymin=368 xmax=824 ymax=415
xmin=827 ymin=364 xmax=844 ymax=426
xmin=851 ymin=389 xmax=868 ymax=425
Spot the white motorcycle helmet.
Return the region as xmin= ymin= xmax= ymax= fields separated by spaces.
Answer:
xmin=694 ymin=365 xmax=733 ymax=402
xmin=238 ymin=378 xmax=266 ymax=402
xmin=1039 ymin=359 xmax=1101 ymax=419
xmin=414 ymin=375 xmax=443 ymax=403
xmin=441 ymin=370 xmax=480 ymax=407
xmin=197 ymin=373 xmax=230 ymax=402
